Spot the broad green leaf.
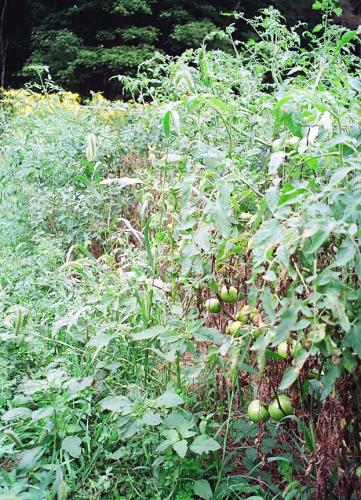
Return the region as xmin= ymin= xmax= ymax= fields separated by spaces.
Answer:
xmin=279 ymin=367 xmax=299 ymax=391
xmin=279 ymin=349 xmax=309 ymax=391
xmin=87 ymin=332 xmax=118 ymax=349
xmin=193 ymin=479 xmax=213 ymax=500
xmin=264 ymin=270 xmax=277 ymax=282
xmin=303 ymin=227 xmax=331 ymax=255
xmin=262 ymin=287 xmax=277 ymax=322
xmin=31 ymin=407 xmax=54 ymax=422
xmin=100 ymin=395 xmax=133 ymax=414
xmin=344 ymin=323 xmax=361 ymax=359
xmin=190 ymin=435 xmax=220 ymax=454
xmin=62 ymin=436 xmax=82 ymax=458
xmin=194 ymin=223 xmax=210 ymax=252
xmin=1 ymin=407 xmax=32 ymax=422
xmin=162 ymin=429 xmax=179 ymax=444
xmin=155 ymin=390 xmax=184 ymax=408
xmin=18 ymin=446 xmax=43 ymax=469
xmin=333 ymin=238 xmax=355 ymax=267
xmin=272 ymin=307 xmax=298 ymax=345
xmin=142 ymin=410 xmax=162 ymax=426
xmin=194 ymin=327 xmax=224 ymax=344
xmin=342 ymin=350 xmax=357 ymax=373
xmin=320 ymin=364 xmax=341 ymax=400
xmin=163 ymin=411 xmax=194 ymax=435
xmin=173 ymin=439 xmax=188 ymax=458
xmin=132 ymin=326 xmax=167 ymax=341
xmin=67 ymin=376 xmax=94 ymax=396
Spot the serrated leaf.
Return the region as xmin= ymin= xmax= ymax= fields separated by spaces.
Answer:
xmin=190 ymin=435 xmax=220 ymax=455
xmin=193 ymin=479 xmax=213 ymax=499
xmin=62 ymin=436 xmax=82 ymax=458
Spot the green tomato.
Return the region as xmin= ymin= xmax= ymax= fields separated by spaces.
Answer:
xmin=235 ymin=304 xmax=251 ymax=322
xmin=277 ymin=341 xmax=289 ymax=359
xmin=205 ymin=298 xmax=221 ymax=313
xmin=252 ymin=328 xmax=263 ymax=338
xmin=247 ymin=399 xmax=269 ymax=423
xmin=227 ymin=321 xmax=243 ymax=336
xmin=356 ymin=464 xmax=361 ymax=477
xmin=268 ymin=395 xmax=293 ymax=421
xmin=220 ymin=285 xmax=238 ymax=304
xmin=250 ymin=307 xmax=259 ymax=321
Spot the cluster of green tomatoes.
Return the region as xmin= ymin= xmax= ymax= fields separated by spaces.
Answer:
xmin=247 ymin=396 xmax=293 ymax=423
xmin=205 ymin=286 xmax=259 ymax=336
xmin=205 ymin=286 xmax=294 ymax=423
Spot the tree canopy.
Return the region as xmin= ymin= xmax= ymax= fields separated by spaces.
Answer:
xmin=2 ymin=0 xmax=360 ymax=97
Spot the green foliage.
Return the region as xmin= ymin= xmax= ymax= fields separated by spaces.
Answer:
xmin=1 ymin=5 xmax=361 ymax=499
xmin=6 ymin=0 xmax=359 ymax=95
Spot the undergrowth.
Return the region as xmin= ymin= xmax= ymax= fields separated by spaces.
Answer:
xmin=0 ymin=4 xmax=361 ymax=499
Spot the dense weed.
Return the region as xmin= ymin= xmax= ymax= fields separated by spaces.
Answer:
xmin=0 ymin=6 xmax=361 ymax=499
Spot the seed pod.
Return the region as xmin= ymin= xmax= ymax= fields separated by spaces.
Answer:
xmin=4 ymin=429 xmax=23 ymax=447
xmin=85 ymin=133 xmax=97 ymax=162
xmin=174 ymin=68 xmax=194 ymax=93
xmin=57 ymin=481 xmax=68 ymax=500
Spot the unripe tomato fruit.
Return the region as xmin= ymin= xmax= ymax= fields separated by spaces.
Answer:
xmin=247 ymin=399 xmax=269 ymax=423
xmin=250 ymin=307 xmax=259 ymax=321
xmin=268 ymin=395 xmax=293 ymax=421
xmin=205 ymin=298 xmax=221 ymax=313
xmin=220 ymin=285 xmax=238 ymax=304
xmin=277 ymin=341 xmax=289 ymax=359
xmin=235 ymin=304 xmax=251 ymax=322
xmin=227 ymin=321 xmax=243 ymax=336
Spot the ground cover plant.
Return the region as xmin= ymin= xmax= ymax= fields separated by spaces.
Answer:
xmin=0 ymin=3 xmax=361 ymax=499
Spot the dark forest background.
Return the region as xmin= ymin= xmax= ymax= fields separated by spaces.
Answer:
xmin=2 ymin=0 xmax=361 ymax=97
